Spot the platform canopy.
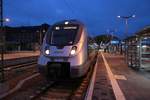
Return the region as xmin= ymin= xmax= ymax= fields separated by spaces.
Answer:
xmin=136 ymin=26 xmax=150 ymax=37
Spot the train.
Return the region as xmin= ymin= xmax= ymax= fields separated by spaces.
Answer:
xmin=37 ymin=20 xmax=96 ymax=80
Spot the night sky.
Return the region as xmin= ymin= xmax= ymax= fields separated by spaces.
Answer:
xmin=4 ymin=0 xmax=150 ymax=38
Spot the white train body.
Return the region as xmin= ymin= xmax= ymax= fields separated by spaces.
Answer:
xmin=37 ymin=20 xmax=89 ymax=78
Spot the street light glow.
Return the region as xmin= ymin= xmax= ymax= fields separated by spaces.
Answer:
xmin=132 ymin=15 xmax=136 ymax=18
xmin=5 ymin=18 xmax=10 ymax=22
xmin=65 ymin=21 xmax=69 ymax=25
xmin=117 ymin=15 xmax=136 ymax=38
xmin=43 ymin=30 xmax=46 ymax=33
xmin=117 ymin=16 xmax=121 ymax=18
xmin=117 ymin=15 xmax=136 ymax=19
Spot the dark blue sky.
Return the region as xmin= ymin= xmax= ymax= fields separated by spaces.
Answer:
xmin=4 ymin=0 xmax=150 ymax=38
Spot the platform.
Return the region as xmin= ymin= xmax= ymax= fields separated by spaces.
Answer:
xmin=0 ymin=51 xmax=40 ymax=60
xmin=90 ymin=52 xmax=150 ymax=100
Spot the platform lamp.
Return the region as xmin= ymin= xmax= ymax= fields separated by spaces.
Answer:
xmin=117 ymin=15 xmax=135 ymax=37
xmin=0 ymin=18 xmax=10 ymax=82
xmin=117 ymin=15 xmax=135 ymax=59
xmin=0 ymin=0 xmax=10 ymax=82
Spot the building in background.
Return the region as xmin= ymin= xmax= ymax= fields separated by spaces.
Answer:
xmin=4 ymin=24 xmax=50 ymax=51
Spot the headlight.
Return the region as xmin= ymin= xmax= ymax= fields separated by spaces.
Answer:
xmin=44 ymin=46 xmax=50 ymax=55
xmin=71 ymin=49 xmax=76 ymax=55
xmin=70 ymin=46 xmax=77 ymax=55
xmin=45 ymin=49 xmax=50 ymax=55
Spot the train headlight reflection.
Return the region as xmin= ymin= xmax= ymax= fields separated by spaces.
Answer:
xmin=70 ymin=46 xmax=77 ymax=55
xmin=45 ymin=49 xmax=50 ymax=55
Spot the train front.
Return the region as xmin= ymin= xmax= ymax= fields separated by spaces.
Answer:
xmin=37 ymin=21 xmax=88 ymax=79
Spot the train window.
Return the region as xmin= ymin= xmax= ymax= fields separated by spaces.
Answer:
xmin=47 ymin=27 xmax=79 ymax=46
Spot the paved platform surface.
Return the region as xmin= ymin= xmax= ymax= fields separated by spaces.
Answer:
xmin=93 ymin=52 xmax=150 ymax=100
xmin=92 ymin=53 xmax=115 ymax=100
xmin=0 ymin=51 xmax=40 ymax=60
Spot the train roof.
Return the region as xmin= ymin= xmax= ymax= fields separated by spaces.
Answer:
xmin=53 ymin=20 xmax=85 ymax=27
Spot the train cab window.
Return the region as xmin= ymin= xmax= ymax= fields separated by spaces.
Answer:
xmin=47 ymin=26 xmax=79 ymax=46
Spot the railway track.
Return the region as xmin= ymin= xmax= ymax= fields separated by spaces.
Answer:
xmin=30 ymin=80 xmax=80 ymax=100
xmin=29 ymin=78 xmax=86 ymax=100
xmin=30 ymin=55 xmax=97 ymax=100
xmin=1 ymin=56 xmax=38 ymax=72
xmin=1 ymin=54 xmax=97 ymax=100
xmin=3 ymin=60 xmax=38 ymax=82
xmin=4 ymin=61 xmax=37 ymax=71
xmin=1 ymin=56 xmax=38 ymax=68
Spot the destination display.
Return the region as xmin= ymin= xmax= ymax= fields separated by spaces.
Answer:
xmin=55 ymin=26 xmax=78 ymax=30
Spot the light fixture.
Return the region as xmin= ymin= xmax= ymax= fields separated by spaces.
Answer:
xmin=117 ymin=16 xmax=121 ymax=18
xmin=65 ymin=21 xmax=69 ymax=25
xmin=55 ymin=26 xmax=60 ymax=30
xmin=142 ymin=45 xmax=147 ymax=48
xmin=132 ymin=15 xmax=136 ymax=18
xmin=70 ymin=46 xmax=77 ymax=55
xmin=5 ymin=18 xmax=10 ymax=22
xmin=144 ymin=37 xmax=147 ymax=39
xmin=137 ymin=45 xmax=140 ymax=48
xmin=45 ymin=49 xmax=50 ymax=55
xmin=43 ymin=30 xmax=46 ymax=33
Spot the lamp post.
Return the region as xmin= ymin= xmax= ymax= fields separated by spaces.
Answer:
xmin=40 ymin=29 xmax=45 ymax=45
xmin=0 ymin=0 xmax=4 ymax=82
xmin=36 ymin=29 xmax=45 ymax=50
xmin=0 ymin=0 xmax=10 ymax=82
xmin=117 ymin=15 xmax=135 ymax=56
xmin=0 ymin=18 xmax=10 ymax=82
xmin=106 ymin=29 xmax=117 ymax=53
xmin=117 ymin=15 xmax=135 ymax=37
